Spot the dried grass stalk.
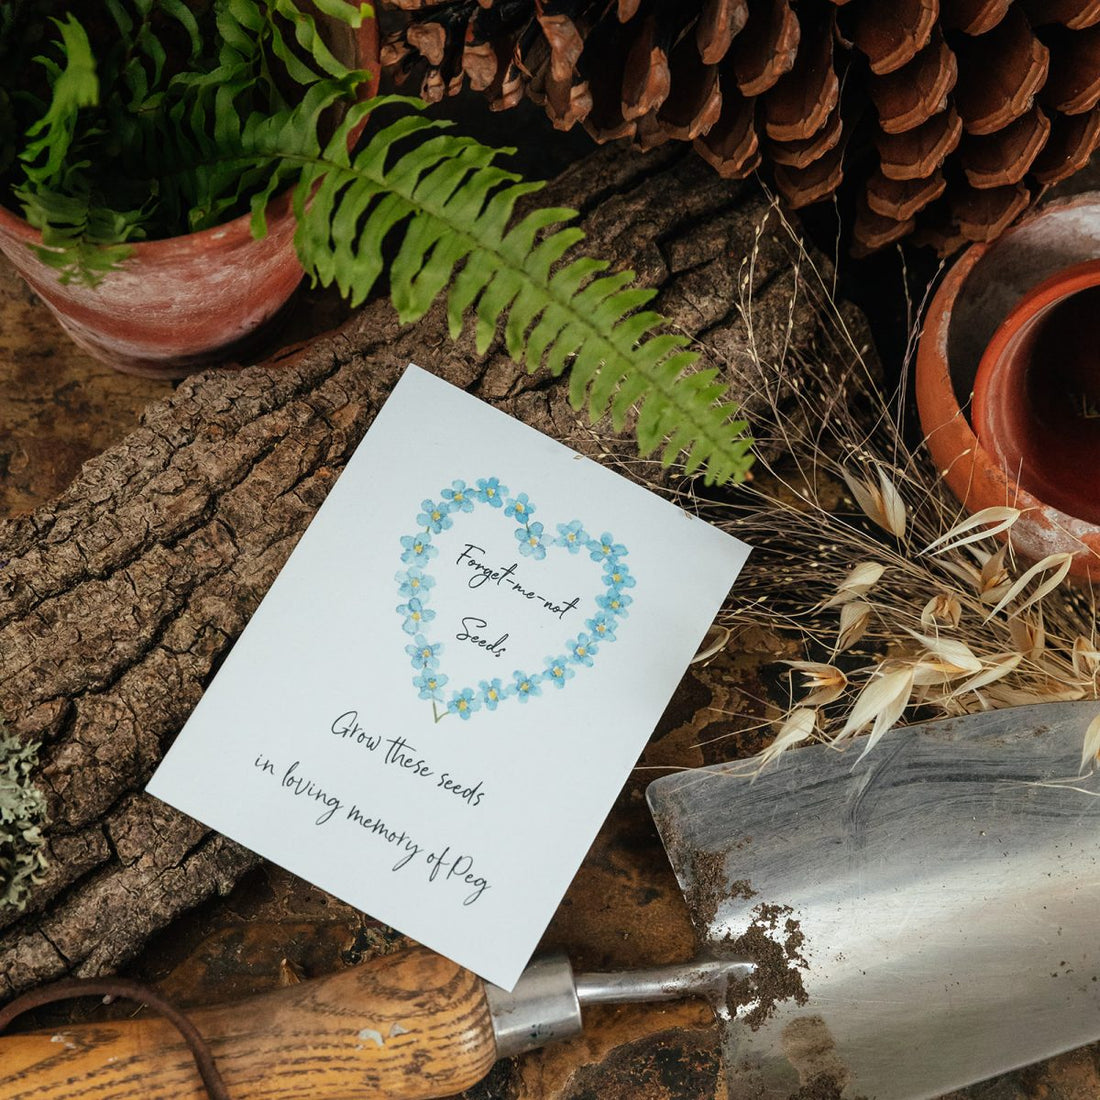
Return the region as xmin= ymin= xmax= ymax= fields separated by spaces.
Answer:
xmin=660 ymin=203 xmax=1099 ymax=773
xmin=1082 ymin=714 xmax=1100 ymax=774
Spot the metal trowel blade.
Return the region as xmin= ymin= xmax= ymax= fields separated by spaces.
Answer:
xmin=646 ymin=700 xmax=1100 ymax=1100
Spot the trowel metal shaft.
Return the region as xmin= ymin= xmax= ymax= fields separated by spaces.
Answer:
xmin=486 ymin=953 xmax=755 ymax=1057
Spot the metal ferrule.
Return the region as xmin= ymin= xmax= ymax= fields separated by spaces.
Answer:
xmin=485 ymin=953 xmax=582 ymax=1059
xmin=485 ymin=953 xmax=755 ymax=1060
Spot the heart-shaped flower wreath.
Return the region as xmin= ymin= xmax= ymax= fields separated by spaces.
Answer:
xmin=395 ymin=478 xmax=635 ymax=722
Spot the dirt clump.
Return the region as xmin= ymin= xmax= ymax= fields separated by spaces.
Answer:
xmin=722 ymin=902 xmax=808 ymax=1030
xmin=687 ymin=849 xmax=729 ymax=931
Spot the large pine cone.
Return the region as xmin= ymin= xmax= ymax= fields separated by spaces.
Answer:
xmin=378 ymin=0 xmax=1100 ymax=255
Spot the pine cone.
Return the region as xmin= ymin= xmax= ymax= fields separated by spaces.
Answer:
xmin=378 ymin=0 xmax=1100 ymax=255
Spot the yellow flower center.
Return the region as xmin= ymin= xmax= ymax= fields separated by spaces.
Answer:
xmin=488 ymin=689 xmax=498 ymax=700
xmin=515 ymin=503 xmax=525 ymax=513
xmin=411 ymin=611 xmax=421 ymax=621
xmin=576 ymin=647 xmax=586 ymax=657
xmin=422 ymin=648 xmax=431 ymax=658
xmin=458 ymin=700 xmax=467 ymax=711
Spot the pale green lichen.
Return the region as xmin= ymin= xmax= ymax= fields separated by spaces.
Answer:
xmin=0 ymin=722 xmax=48 ymax=912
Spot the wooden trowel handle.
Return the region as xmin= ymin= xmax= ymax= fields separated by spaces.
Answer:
xmin=0 ymin=946 xmax=498 ymax=1100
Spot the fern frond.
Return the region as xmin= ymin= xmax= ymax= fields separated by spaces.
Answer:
xmin=310 ymin=0 xmax=373 ymax=25
xmin=268 ymin=0 xmax=371 ymax=80
xmin=20 ymin=14 xmax=99 ymax=186
xmin=15 ymin=181 xmax=136 ymax=284
xmin=290 ymin=103 xmax=754 ymax=485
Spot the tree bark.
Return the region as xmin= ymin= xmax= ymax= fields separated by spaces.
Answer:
xmin=0 ymin=143 xmax=827 ymax=1000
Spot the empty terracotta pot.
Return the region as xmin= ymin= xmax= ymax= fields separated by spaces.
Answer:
xmin=916 ymin=192 xmax=1100 ymax=581
xmin=0 ymin=14 xmax=378 ymax=379
xmin=972 ymin=259 xmax=1100 ymax=527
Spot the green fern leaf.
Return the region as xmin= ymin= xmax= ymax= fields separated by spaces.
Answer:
xmin=21 ymin=15 xmax=99 ymax=186
xmin=525 ymin=306 xmax=570 ymax=371
xmin=269 ymin=0 xmax=369 ymax=80
xmin=522 ymin=224 xmax=585 ymax=286
xmin=309 ymin=0 xmax=373 ymax=25
xmin=547 ymin=321 xmax=588 ymax=384
xmin=290 ymin=103 xmax=752 ymax=483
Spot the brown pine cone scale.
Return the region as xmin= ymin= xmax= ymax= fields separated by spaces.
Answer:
xmin=380 ymin=0 xmax=1100 ymax=253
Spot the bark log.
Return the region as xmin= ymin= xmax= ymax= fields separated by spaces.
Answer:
xmin=0 ymin=143 xmax=829 ymax=1000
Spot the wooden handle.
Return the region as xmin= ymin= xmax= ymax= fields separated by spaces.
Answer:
xmin=0 ymin=947 xmax=497 ymax=1100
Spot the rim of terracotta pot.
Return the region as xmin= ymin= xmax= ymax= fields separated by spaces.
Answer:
xmin=0 ymin=12 xmax=379 ymax=265
xmin=916 ymin=225 xmax=1100 ymax=581
xmin=0 ymin=185 xmax=300 ymax=259
xmin=972 ymin=257 xmax=1100 ymax=527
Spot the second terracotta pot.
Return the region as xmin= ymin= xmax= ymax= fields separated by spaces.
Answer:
xmin=915 ymin=193 xmax=1100 ymax=580
xmin=972 ymin=259 xmax=1100 ymax=527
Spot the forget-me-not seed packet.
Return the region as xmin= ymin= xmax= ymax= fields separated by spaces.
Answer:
xmin=148 ymin=364 xmax=751 ymax=989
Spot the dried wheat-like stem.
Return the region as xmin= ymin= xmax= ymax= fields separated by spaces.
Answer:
xmin=671 ymin=203 xmax=1099 ymax=771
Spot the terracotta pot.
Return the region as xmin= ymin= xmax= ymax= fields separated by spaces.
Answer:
xmin=0 ymin=14 xmax=379 ymax=379
xmin=972 ymin=259 xmax=1100 ymax=527
xmin=915 ymin=193 xmax=1100 ymax=581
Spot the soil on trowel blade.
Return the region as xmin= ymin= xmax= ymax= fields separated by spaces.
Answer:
xmin=653 ymin=820 xmax=810 ymax=1034
xmin=779 ymin=1015 xmax=864 ymax=1099
xmin=787 ymin=1072 xmax=847 ymax=1099
xmin=687 ymin=847 xmax=755 ymax=930
xmin=721 ymin=901 xmax=809 ymax=1030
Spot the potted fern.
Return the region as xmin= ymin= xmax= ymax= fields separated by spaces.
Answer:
xmin=0 ymin=0 xmax=754 ymax=486
xmin=0 ymin=0 xmax=380 ymax=373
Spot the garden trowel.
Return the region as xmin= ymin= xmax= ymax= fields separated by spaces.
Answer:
xmin=647 ymin=698 xmax=1100 ymax=1100
xmin=2 ymin=702 xmax=1098 ymax=1100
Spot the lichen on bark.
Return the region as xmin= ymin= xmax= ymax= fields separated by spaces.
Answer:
xmin=0 ymin=723 xmax=47 ymax=913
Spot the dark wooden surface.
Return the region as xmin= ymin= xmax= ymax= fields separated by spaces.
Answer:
xmin=2 ymin=219 xmax=1099 ymax=1098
